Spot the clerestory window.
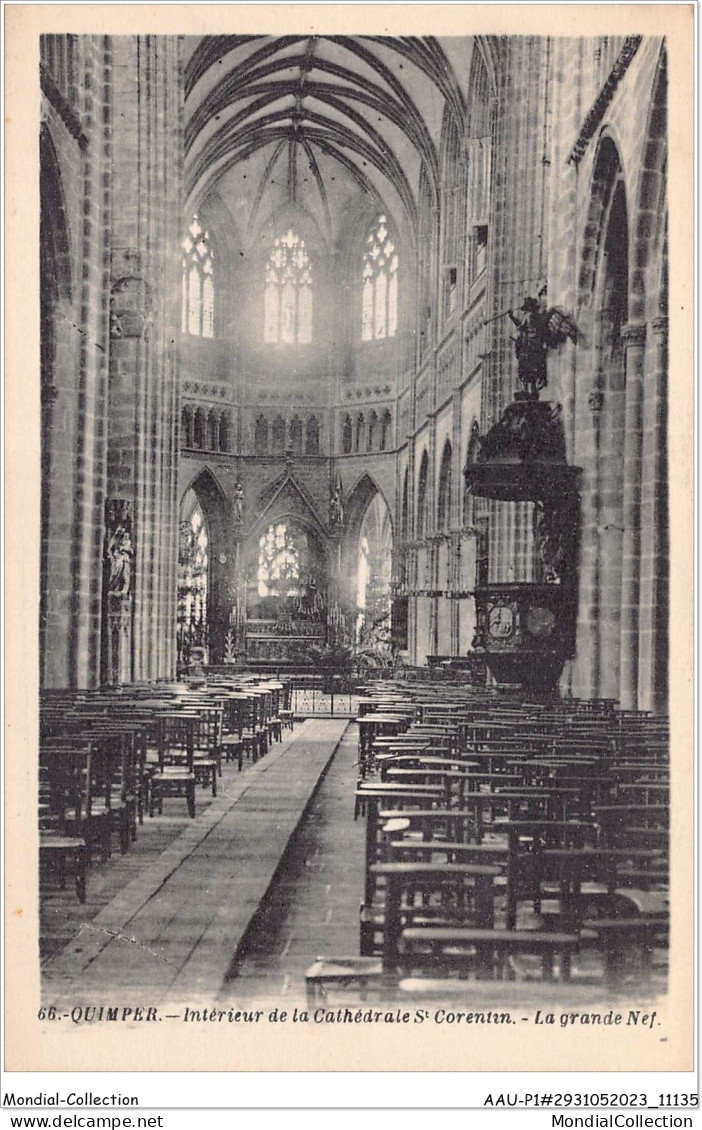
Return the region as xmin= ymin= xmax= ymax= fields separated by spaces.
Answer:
xmin=361 ymin=215 xmax=398 ymax=341
xmin=264 ymin=230 xmax=313 ymax=344
xmin=182 ymin=216 xmax=215 ymax=338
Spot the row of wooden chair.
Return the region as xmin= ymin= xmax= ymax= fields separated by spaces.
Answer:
xmin=39 ymin=676 xmax=295 ymax=903
xmin=307 ymin=684 xmax=669 ymax=1000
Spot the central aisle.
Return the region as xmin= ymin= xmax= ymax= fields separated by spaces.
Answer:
xmin=220 ymin=723 xmax=364 ymax=1006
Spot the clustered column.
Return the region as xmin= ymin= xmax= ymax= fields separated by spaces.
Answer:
xmin=104 ymin=35 xmax=183 ymax=683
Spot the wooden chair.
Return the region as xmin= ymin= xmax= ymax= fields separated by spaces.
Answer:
xmin=365 ymin=861 xmax=500 ymax=970
xmin=88 ymin=728 xmax=139 ymax=853
xmin=279 ymin=681 xmax=295 ymax=730
xmin=400 ymin=926 xmax=579 ymax=982
xmin=580 ymin=916 xmax=669 ymax=987
xmin=149 ymin=714 xmax=197 ymax=818
xmin=39 ymin=745 xmax=89 ymax=902
xmin=305 ymin=957 xmax=385 ymax=1005
xmin=192 ymin=707 xmax=222 ymax=796
xmin=220 ymin=694 xmax=247 ymax=769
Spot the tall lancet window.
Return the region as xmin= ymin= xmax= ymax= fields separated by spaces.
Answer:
xmin=264 ymin=230 xmax=313 ymax=344
xmin=361 ymin=215 xmax=398 ymax=341
xmin=177 ymin=491 xmax=209 ymax=665
xmin=182 ymin=216 xmax=215 ymax=338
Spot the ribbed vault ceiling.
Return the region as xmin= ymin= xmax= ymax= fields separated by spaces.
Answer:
xmin=183 ymin=34 xmax=474 ymax=248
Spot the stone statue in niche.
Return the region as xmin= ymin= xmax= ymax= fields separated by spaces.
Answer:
xmin=106 ymin=525 xmax=133 ymax=597
xmin=329 ymin=479 xmax=344 ymax=530
xmin=233 ymin=482 xmax=244 ymax=526
xmin=110 ymin=248 xmax=152 ymax=341
xmin=508 ymin=295 xmax=578 ymax=399
xmin=103 ymin=499 xmax=134 ymax=685
xmin=104 ymin=500 xmax=134 ymax=599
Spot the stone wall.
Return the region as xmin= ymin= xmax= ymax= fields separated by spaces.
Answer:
xmin=546 ymin=37 xmax=668 ymax=710
xmin=40 ymin=33 xmax=669 ymax=708
xmin=41 ymin=34 xmax=183 ymax=687
xmin=40 ymin=36 xmax=112 ymax=687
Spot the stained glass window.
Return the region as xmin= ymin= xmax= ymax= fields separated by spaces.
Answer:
xmin=305 ymin=415 xmax=320 ymax=454
xmin=177 ymin=492 xmax=209 ymax=665
xmin=361 ymin=215 xmax=398 ymax=341
xmin=264 ymin=230 xmax=313 ymax=345
xmin=182 ymin=216 xmax=215 ymax=338
xmin=254 ymin=415 xmax=269 ymax=455
xmin=257 ymin=523 xmax=301 ymax=597
xmin=290 ymin=416 xmax=303 ymax=455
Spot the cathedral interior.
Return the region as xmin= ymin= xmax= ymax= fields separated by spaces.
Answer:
xmin=32 ymin=30 xmax=678 ymax=1041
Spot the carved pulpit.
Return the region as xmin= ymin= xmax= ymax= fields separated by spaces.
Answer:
xmin=464 ymin=299 xmax=581 ymax=692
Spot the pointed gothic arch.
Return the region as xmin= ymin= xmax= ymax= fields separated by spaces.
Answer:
xmin=176 ymin=467 xmax=230 ymax=665
xmin=437 ymin=439 xmax=453 ymax=532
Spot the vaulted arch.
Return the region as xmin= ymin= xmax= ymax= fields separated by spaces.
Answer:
xmin=183 ymin=35 xmax=475 ymax=239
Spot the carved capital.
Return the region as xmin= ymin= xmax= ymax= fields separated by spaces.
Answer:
xmin=111 ymin=246 xmax=142 ymax=278
xmin=620 ymin=322 xmax=647 ymax=348
xmin=110 ymin=247 xmax=151 ymax=337
xmin=110 ymin=311 xmax=147 ymax=339
xmin=651 ymin=315 xmax=669 ymax=339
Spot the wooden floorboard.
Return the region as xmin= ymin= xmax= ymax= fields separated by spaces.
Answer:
xmin=41 ymin=719 xmax=348 ymax=1005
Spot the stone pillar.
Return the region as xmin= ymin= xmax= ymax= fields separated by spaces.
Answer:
xmin=40 ymin=37 xmax=112 ymax=688
xmin=327 ymin=532 xmax=345 ymax=645
xmin=573 ymin=388 xmax=604 ymax=698
xmin=228 ymin=487 xmax=247 ymax=657
xmin=406 ymin=437 xmax=417 ymax=662
xmin=429 ymin=540 xmax=439 ymax=657
xmin=638 ymin=315 xmax=668 ymax=711
xmin=619 ymin=322 xmax=647 ymax=708
xmin=450 ymin=389 xmax=462 ymax=654
xmin=451 ymin=534 xmax=460 ymax=654
xmin=104 ymin=35 xmax=182 ymax=683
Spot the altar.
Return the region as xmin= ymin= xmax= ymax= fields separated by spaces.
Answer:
xmin=244 ymin=617 xmax=327 ymax=663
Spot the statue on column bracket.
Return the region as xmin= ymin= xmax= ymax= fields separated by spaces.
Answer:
xmin=106 ymin=523 xmax=134 ymax=597
xmin=329 ymin=477 xmax=344 ymax=531
xmin=508 ymin=294 xmax=578 ymax=399
xmin=103 ymin=499 xmax=134 ymax=685
xmin=109 ymin=248 xmax=152 ymax=341
xmin=233 ymin=481 xmax=244 ymax=527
